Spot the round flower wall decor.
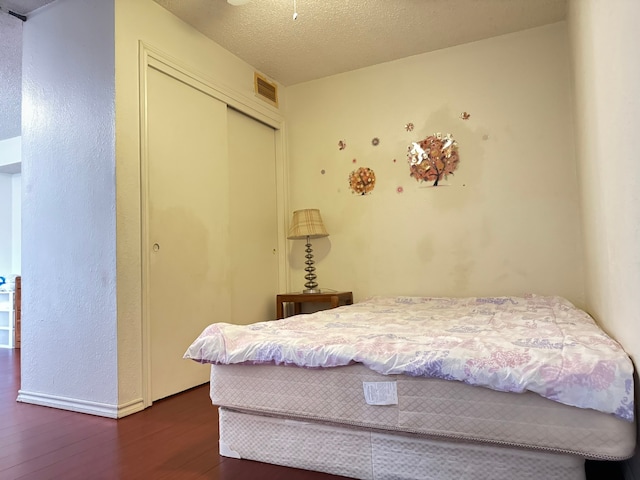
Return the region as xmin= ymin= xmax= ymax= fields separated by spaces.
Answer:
xmin=407 ymin=133 xmax=460 ymax=186
xmin=348 ymin=167 xmax=376 ymax=195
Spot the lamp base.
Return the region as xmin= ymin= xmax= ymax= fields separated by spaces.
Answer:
xmin=303 ymin=288 xmax=322 ymax=294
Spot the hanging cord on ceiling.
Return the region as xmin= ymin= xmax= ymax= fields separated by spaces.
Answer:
xmin=292 ymin=0 xmax=298 ymax=20
xmin=0 ymin=5 xmax=27 ymax=21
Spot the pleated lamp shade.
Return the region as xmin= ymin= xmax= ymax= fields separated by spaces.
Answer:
xmin=287 ymin=209 xmax=329 ymax=240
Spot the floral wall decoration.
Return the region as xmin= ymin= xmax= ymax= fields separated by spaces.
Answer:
xmin=348 ymin=167 xmax=376 ymax=195
xmin=407 ymin=133 xmax=460 ymax=186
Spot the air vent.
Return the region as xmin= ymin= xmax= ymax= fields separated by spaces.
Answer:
xmin=254 ymin=73 xmax=278 ymax=107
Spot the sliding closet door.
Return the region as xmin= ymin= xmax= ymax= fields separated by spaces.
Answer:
xmin=227 ymin=108 xmax=279 ymax=324
xmin=146 ymin=67 xmax=230 ymax=401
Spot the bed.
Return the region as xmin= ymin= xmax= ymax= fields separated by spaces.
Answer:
xmin=184 ymin=295 xmax=636 ymax=480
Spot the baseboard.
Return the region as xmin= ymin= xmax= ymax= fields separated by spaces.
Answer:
xmin=16 ymin=390 xmax=145 ymax=418
xmin=117 ymin=397 xmax=147 ymax=418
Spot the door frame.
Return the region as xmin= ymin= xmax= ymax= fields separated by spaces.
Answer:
xmin=138 ymin=42 xmax=289 ymax=407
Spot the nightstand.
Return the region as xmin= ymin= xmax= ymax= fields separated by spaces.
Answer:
xmin=276 ymin=291 xmax=354 ymax=319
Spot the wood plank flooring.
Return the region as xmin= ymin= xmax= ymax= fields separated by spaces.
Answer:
xmin=0 ymin=348 xmax=349 ymax=480
xmin=0 ymin=348 xmax=624 ymax=479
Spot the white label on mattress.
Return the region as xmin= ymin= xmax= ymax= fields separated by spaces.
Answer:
xmin=363 ymin=381 xmax=398 ymax=405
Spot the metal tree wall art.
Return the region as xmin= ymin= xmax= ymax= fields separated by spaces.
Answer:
xmin=348 ymin=167 xmax=376 ymax=195
xmin=407 ymin=133 xmax=460 ymax=186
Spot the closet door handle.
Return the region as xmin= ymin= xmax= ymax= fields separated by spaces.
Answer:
xmin=152 ymin=243 xmax=160 ymax=252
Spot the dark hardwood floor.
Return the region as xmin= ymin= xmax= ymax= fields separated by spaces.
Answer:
xmin=0 ymin=348 xmax=350 ymax=480
xmin=1 ymin=348 xmax=625 ymax=479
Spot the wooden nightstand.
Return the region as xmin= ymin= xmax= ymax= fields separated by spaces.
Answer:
xmin=276 ymin=291 xmax=354 ymax=319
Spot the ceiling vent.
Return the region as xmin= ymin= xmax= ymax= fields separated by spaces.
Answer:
xmin=254 ymin=73 xmax=278 ymax=107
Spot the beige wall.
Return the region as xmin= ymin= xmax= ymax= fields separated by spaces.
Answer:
xmin=568 ymin=2 xmax=640 ymax=474
xmin=568 ymin=0 xmax=640 ymax=364
xmin=285 ymin=23 xmax=585 ymax=305
xmin=114 ymin=0 xmax=283 ymax=408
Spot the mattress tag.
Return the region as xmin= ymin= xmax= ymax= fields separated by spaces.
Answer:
xmin=363 ymin=381 xmax=398 ymax=405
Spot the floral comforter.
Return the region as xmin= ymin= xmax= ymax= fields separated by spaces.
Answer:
xmin=184 ymin=295 xmax=634 ymax=421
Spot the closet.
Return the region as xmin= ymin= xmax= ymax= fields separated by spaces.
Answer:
xmin=143 ymin=61 xmax=280 ymax=402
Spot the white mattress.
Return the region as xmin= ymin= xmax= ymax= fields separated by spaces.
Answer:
xmin=219 ymin=407 xmax=587 ymax=480
xmin=187 ymin=295 xmax=635 ymax=422
xmin=210 ymin=363 xmax=635 ymax=460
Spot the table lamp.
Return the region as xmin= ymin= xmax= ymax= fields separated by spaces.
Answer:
xmin=287 ymin=209 xmax=329 ymax=293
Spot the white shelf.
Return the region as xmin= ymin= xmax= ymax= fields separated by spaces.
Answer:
xmin=0 ymin=292 xmax=14 ymax=348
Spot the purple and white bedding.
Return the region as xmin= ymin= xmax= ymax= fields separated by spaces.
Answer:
xmin=185 ymin=295 xmax=634 ymax=421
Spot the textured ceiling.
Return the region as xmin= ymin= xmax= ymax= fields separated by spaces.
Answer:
xmin=0 ymin=11 xmax=22 ymax=142
xmin=0 ymin=0 xmax=56 ymax=141
xmin=0 ymin=0 xmax=567 ymax=141
xmin=154 ymin=0 xmax=567 ymax=86
xmin=0 ymin=0 xmax=56 ymax=15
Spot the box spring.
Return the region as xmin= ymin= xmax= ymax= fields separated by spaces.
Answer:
xmin=210 ymin=363 xmax=634 ymax=461
xmin=219 ymin=407 xmax=586 ymax=480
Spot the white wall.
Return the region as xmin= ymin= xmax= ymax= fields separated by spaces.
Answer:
xmin=12 ymin=173 xmax=21 ymax=274
xmin=567 ymin=1 xmax=640 ymax=476
xmin=19 ymin=0 xmax=118 ymax=411
xmin=568 ymin=0 xmax=640 ymax=361
xmin=114 ymin=0 xmax=283 ymax=408
xmin=0 ymin=174 xmax=11 ymax=275
xmin=285 ymin=23 xmax=585 ymax=305
xmin=0 ymin=137 xmax=21 ymax=276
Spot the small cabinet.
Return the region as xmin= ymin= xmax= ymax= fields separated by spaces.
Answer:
xmin=276 ymin=291 xmax=354 ymax=319
xmin=0 ymin=291 xmax=15 ymax=349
